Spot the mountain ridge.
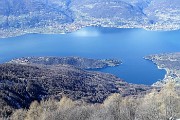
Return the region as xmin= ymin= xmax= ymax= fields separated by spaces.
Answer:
xmin=0 ymin=0 xmax=180 ymax=38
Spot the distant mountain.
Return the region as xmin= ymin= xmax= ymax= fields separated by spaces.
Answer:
xmin=0 ymin=0 xmax=73 ymax=28
xmin=71 ymin=0 xmax=145 ymax=19
xmin=144 ymin=0 xmax=180 ymax=29
xmin=0 ymin=0 xmax=180 ymax=37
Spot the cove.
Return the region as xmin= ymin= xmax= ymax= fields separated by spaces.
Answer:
xmin=0 ymin=27 xmax=180 ymax=85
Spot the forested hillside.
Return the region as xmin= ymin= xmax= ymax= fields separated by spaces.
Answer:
xmin=6 ymin=82 xmax=180 ymax=120
xmin=0 ymin=57 xmax=151 ymax=118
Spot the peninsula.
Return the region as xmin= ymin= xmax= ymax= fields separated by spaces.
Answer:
xmin=0 ymin=56 xmax=151 ymax=117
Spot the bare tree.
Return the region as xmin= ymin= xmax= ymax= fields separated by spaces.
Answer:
xmin=10 ymin=109 xmax=27 ymax=120
xmin=159 ymin=82 xmax=180 ymax=119
xmin=25 ymin=101 xmax=42 ymax=120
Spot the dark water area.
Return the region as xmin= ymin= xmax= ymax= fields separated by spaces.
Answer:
xmin=1 ymin=27 xmax=180 ymax=85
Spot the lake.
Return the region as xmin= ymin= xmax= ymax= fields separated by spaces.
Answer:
xmin=0 ymin=27 xmax=180 ymax=85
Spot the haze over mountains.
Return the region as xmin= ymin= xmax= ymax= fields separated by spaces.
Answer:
xmin=0 ymin=0 xmax=180 ymax=37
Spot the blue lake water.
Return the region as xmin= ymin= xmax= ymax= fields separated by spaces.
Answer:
xmin=0 ymin=27 xmax=180 ymax=85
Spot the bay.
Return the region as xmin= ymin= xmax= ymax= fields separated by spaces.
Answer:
xmin=1 ymin=27 xmax=180 ymax=85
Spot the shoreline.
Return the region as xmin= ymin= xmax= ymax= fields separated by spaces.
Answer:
xmin=144 ymin=57 xmax=168 ymax=86
xmin=1 ymin=25 xmax=180 ymax=39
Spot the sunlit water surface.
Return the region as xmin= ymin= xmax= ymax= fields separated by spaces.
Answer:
xmin=1 ymin=27 xmax=180 ymax=85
